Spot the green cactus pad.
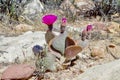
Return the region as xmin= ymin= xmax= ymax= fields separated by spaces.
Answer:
xmin=52 ymin=32 xmax=67 ymax=55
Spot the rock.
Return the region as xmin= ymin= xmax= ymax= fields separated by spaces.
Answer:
xmin=23 ymin=0 xmax=44 ymax=15
xmin=0 ymin=66 xmax=8 ymax=78
xmin=74 ymin=59 xmax=120 ymax=80
xmin=93 ymin=22 xmax=107 ymax=31
xmin=107 ymin=44 xmax=120 ymax=59
xmin=107 ymin=28 xmax=117 ymax=34
xmin=44 ymin=69 xmax=79 ymax=80
xmin=105 ymin=22 xmax=119 ymax=34
xmin=89 ymin=40 xmax=108 ymax=58
xmin=107 ymin=22 xmax=120 ymax=32
xmin=60 ymin=0 xmax=77 ymax=16
xmin=91 ymin=47 xmax=105 ymax=59
xmin=1 ymin=64 xmax=35 ymax=79
xmin=60 ymin=0 xmax=73 ymax=10
xmin=90 ymin=40 xmax=107 ymax=51
xmin=91 ymin=30 xmax=108 ymax=40
xmin=100 ymin=30 xmax=107 ymax=35
xmin=60 ymin=0 xmax=94 ymax=16
xmin=15 ymin=24 xmax=33 ymax=33
xmin=0 ymin=31 xmax=46 ymax=63
xmin=19 ymin=0 xmax=44 ymax=24
xmin=79 ymin=39 xmax=89 ymax=49
xmin=74 ymin=0 xmax=94 ymax=11
xmin=113 ymin=38 xmax=120 ymax=45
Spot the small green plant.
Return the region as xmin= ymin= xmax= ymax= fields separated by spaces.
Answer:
xmin=85 ymin=0 xmax=118 ymax=21
xmin=0 ymin=0 xmax=30 ymax=22
xmin=34 ymin=44 xmax=56 ymax=78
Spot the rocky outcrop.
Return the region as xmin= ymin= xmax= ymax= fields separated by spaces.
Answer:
xmin=1 ymin=64 xmax=35 ymax=80
xmin=74 ymin=0 xmax=94 ymax=11
xmin=23 ymin=0 xmax=44 ymax=15
xmin=15 ymin=24 xmax=33 ymax=33
xmin=0 ymin=31 xmax=46 ymax=63
xmin=59 ymin=0 xmax=94 ymax=16
xmin=74 ymin=59 xmax=120 ymax=80
xmin=60 ymin=0 xmax=77 ymax=16
xmin=19 ymin=0 xmax=44 ymax=23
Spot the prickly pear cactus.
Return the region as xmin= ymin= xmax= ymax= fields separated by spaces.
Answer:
xmin=36 ymin=54 xmax=56 ymax=72
xmin=44 ymin=52 xmax=57 ymax=71
xmin=35 ymin=44 xmax=57 ymax=73
xmin=52 ymin=32 xmax=67 ymax=55
xmin=45 ymin=31 xmax=55 ymax=44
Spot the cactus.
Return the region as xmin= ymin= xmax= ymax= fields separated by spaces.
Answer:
xmin=52 ymin=32 xmax=68 ymax=55
xmin=35 ymin=44 xmax=57 ymax=74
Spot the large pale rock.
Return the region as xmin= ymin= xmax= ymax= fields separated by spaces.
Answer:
xmin=23 ymin=0 xmax=44 ymax=15
xmin=15 ymin=24 xmax=33 ymax=32
xmin=60 ymin=0 xmax=73 ymax=10
xmin=0 ymin=31 xmax=46 ymax=63
xmin=74 ymin=59 xmax=120 ymax=80
xmin=60 ymin=0 xmax=77 ymax=16
xmin=74 ymin=0 xmax=94 ymax=11
xmin=1 ymin=64 xmax=35 ymax=79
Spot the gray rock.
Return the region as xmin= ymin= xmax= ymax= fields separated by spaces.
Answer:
xmin=74 ymin=59 xmax=120 ymax=80
xmin=74 ymin=0 xmax=95 ymax=11
xmin=0 ymin=31 xmax=46 ymax=63
xmin=60 ymin=0 xmax=77 ymax=16
xmin=23 ymin=0 xmax=44 ymax=15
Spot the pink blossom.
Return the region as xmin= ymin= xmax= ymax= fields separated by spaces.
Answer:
xmin=42 ymin=14 xmax=57 ymax=25
xmin=86 ymin=25 xmax=93 ymax=31
xmin=62 ymin=17 xmax=67 ymax=23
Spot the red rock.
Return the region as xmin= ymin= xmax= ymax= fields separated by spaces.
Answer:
xmin=1 ymin=64 xmax=35 ymax=79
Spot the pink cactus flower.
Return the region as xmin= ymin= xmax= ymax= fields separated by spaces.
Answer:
xmin=42 ymin=14 xmax=57 ymax=25
xmin=86 ymin=25 xmax=93 ymax=31
xmin=60 ymin=17 xmax=67 ymax=33
xmin=62 ymin=17 xmax=67 ymax=23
